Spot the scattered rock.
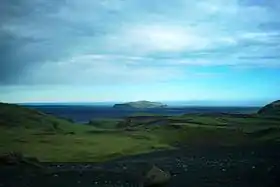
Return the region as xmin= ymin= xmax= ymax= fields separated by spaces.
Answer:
xmin=0 ymin=152 xmax=44 ymax=169
xmin=64 ymin=131 xmax=75 ymax=135
xmin=0 ymin=151 xmax=23 ymax=165
xmin=142 ymin=165 xmax=171 ymax=187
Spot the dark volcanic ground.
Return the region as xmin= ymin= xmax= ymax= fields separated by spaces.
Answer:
xmin=1 ymin=144 xmax=280 ymax=187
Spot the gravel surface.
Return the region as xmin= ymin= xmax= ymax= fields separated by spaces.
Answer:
xmin=1 ymin=144 xmax=280 ymax=187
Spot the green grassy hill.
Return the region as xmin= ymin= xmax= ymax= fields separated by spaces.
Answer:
xmin=258 ymin=100 xmax=280 ymax=117
xmin=0 ymin=102 xmax=90 ymax=133
xmin=1 ymin=102 xmax=280 ymax=162
xmin=0 ymin=103 xmax=170 ymax=162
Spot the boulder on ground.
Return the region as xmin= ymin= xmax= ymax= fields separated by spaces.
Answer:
xmin=142 ymin=165 xmax=171 ymax=187
xmin=0 ymin=152 xmax=23 ymax=165
xmin=0 ymin=152 xmax=43 ymax=169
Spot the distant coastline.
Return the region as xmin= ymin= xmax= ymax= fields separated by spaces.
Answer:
xmin=16 ymin=99 xmax=271 ymax=107
xmin=22 ymin=105 xmax=260 ymax=123
xmin=113 ymin=100 xmax=168 ymax=109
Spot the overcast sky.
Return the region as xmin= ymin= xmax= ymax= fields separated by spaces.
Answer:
xmin=0 ymin=0 xmax=280 ymax=104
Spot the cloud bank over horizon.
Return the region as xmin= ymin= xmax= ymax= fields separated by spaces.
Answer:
xmin=0 ymin=0 xmax=280 ymax=103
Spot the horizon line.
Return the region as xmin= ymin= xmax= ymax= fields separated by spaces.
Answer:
xmin=9 ymin=100 xmax=269 ymax=107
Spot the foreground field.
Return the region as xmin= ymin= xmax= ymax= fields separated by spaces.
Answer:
xmin=0 ymin=127 xmax=171 ymax=162
xmin=1 ymin=113 xmax=280 ymax=162
xmin=1 ymin=101 xmax=280 ymax=162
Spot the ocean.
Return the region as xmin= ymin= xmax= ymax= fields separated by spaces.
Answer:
xmin=23 ymin=104 xmax=260 ymax=124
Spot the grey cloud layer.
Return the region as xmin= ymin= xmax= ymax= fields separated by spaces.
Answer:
xmin=1 ymin=0 xmax=280 ymax=85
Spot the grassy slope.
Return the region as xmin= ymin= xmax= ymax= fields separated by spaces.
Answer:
xmin=87 ymin=118 xmax=123 ymax=129
xmin=258 ymin=100 xmax=280 ymax=116
xmin=0 ymin=127 xmax=171 ymax=162
xmin=1 ymin=103 xmax=280 ymax=162
xmin=0 ymin=103 xmax=170 ymax=162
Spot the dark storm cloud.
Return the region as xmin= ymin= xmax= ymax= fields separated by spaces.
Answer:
xmin=0 ymin=0 xmax=107 ymax=85
xmin=0 ymin=30 xmax=26 ymax=84
xmin=1 ymin=0 xmax=29 ymax=84
xmin=0 ymin=0 xmax=64 ymax=84
xmin=0 ymin=0 xmax=126 ymax=85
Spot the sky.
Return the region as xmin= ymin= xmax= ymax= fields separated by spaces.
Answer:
xmin=0 ymin=0 xmax=280 ymax=105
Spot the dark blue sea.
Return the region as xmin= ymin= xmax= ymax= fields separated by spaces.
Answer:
xmin=23 ymin=104 xmax=260 ymax=124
